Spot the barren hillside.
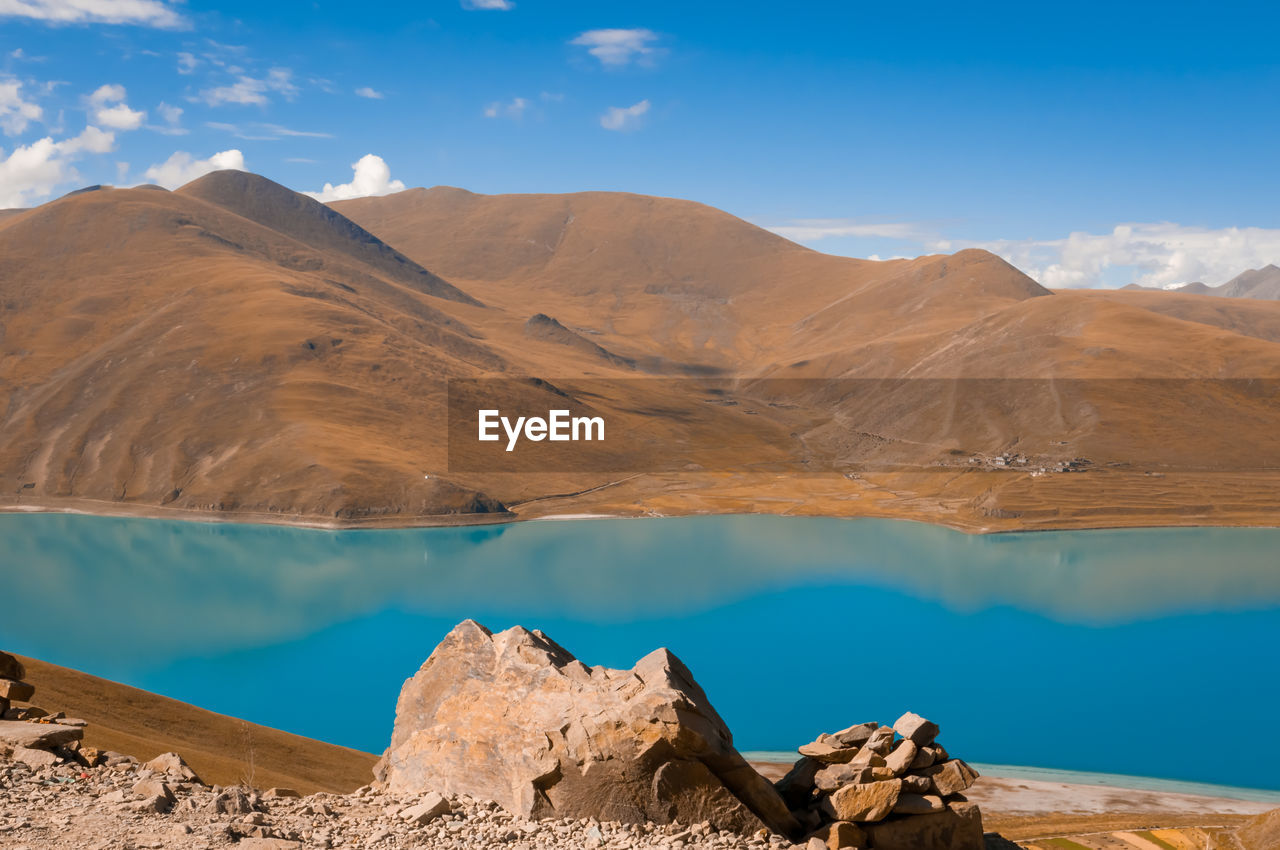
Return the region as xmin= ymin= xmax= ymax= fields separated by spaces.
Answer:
xmin=1 ymin=173 xmax=1277 ymax=529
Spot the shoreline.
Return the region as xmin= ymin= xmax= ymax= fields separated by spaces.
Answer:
xmin=744 ymin=754 xmax=1280 ymax=808
xmin=4 ymin=496 xmax=1279 ymax=536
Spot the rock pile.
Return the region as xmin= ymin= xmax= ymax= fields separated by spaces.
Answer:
xmin=777 ymin=713 xmax=983 ymax=850
xmin=0 ymin=650 xmax=93 ymax=772
xmin=0 ymin=650 xmax=35 ymax=717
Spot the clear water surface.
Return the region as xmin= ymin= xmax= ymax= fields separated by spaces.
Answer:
xmin=1 ymin=513 xmax=1277 ymax=790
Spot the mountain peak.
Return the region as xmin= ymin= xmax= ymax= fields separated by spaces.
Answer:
xmin=178 ymin=170 xmax=480 ymax=305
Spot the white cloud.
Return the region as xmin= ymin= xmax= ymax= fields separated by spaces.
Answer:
xmin=200 ymin=77 xmax=267 ymax=106
xmin=483 ymin=97 xmax=528 ymax=120
xmin=0 ymin=0 xmax=185 ymax=27
xmin=91 ymin=101 xmax=144 ymax=129
xmin=763 ymin=215 xmax=1280 ymax=289
xmin=570 ymin=28 xmax=660 ymax=67
xmin=0 ymin=124 xmax=116 ymax=207
xmin=86 ymin=84 xmax=144 ymax=130
xmin=0 ymin=79 xmax=43 ymax=135
xmin=766 ymin=219 xmax=934 ymax=242
xmin=355 ymin=86 xmax=383 ymax=100
xmin=176 ymin=51 xmax=198 ymax=74
xmin=304 ymin=154 xmax=405 ymax=202
xmin=142 ymin=148 xmax=243 ymax=189
xmin=205 ymin=120 xmax=331 ymax=140
xmin=599 ymin=99 xmax=649 ymax=131
xmin=88 ymin=83 xmax=126 ymax=104
xmin=259 ymin=122 xmax=329 ymax=138
xmin=962 ymin=224 xmax=1280 ymax=290
xmin=150 ymin=101 xmax=185 ymax=135
xmin=199 ymin=68 xmax=297 ymax=107
xmin=461 ymin=0 xmax=513 ymax=9
xmin=58 ymin=124 xmax=113 ymax=154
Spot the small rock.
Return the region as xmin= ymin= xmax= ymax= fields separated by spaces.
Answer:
xmin=806 ymin=820 xmax=868 ymax=849
xmin=891 ymin=713 xmax=940 ymax=747
xmin=900 ymin=774 xmax=932 ymax=794
xmin=847 ymin=749 xmax=886 ymax=769
xmin=883 ymin=740 xmax=917 ymax=776
xmin=829 ymin=723 xmax=877 ymax=748
xmin=399 ymin=791 xmax=452 ymax=825
xmin=920 ymin=760 xmax=978 ymax=796
xmin=262 ymin=787 xmax=301 ymax=799
xmin=892 ymin=793 xmax=944 ymax=815
xmin=143 ymin=752 xmax=203 ymax=784
xmin=0 ymin=679 xmax=35 ymax=702
xmin=797 ymin=741 xmax=860 ymax=764
xmin=909 ymin=746 xmax=940 ymax=770
xmin=130 ymin=778 xmax=177 ymax=814
xmin=862 ymin=726 xmax=896 ymax=755
xmin=212 ymin=787 xmax=256 ymax=815
xmin=814 ymin=764 xmax=872 ymax=792
xmin=817 ymin=780 xmax=902 ymax=823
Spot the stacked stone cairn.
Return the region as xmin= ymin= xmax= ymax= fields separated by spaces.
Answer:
xmin=0 ymin=650 xmax=35 ymax=718
xmin=777 ymin=712 xmax=983 ymax=850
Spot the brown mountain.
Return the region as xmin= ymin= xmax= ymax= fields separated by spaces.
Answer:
xmin=331 ymin=187 xmax=1052 ymax=370
xmin=2 ymin=173 xmax=1279 ymax=530
xmin=0 ymin=173 xmax=509 ymax=521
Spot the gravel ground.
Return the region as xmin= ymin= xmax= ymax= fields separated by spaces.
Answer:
xmin=0 ymin=748 xmax=810 ymax=850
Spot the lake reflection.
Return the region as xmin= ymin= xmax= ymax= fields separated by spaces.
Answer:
xmin=2 ymin=514 xmax=1278 ymax=789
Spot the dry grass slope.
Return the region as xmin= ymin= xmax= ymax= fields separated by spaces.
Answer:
xmin=14 ymin=654 xmax=376 ymax=794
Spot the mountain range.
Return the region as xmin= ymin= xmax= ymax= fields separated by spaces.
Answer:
xmin=2 ymin=171 xmax=1278 ymax=530
xmin=1123 ymin=264 xmax=1280 ymax=300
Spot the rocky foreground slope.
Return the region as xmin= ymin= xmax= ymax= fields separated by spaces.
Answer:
xmin=1 ymin=644 xmax=965 ymax=850
xmin=1 ymin=746 xmax=802 ymax=850
xmin=376 ymin=621 xmax=985 ymax=848
xmin=5 ymin=639 xmax=1278 ymax=850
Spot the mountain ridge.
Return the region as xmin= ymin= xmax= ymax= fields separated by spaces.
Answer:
xmin=3 ymin=170 xmax=1280 ymax=530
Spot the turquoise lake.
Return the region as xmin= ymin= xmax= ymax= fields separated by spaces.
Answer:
xmin=1 ymin=513 xmax=1278 ymax=790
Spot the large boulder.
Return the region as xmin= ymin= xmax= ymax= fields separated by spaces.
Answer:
xmin=376 ymin=620 xmax=799 ymax=837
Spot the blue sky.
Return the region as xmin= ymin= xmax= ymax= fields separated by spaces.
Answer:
xmin=2 ymin=0 xmax=1279 ymax=287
